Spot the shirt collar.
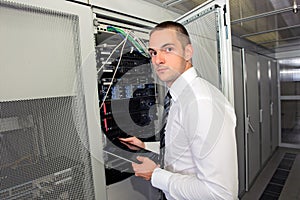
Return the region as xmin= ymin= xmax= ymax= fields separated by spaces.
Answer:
xmin=169 ymin=67 xmax=198 ymax=102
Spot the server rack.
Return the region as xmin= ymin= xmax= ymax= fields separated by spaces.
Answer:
xmin=93 ymin=21 xmax=163 ymax=199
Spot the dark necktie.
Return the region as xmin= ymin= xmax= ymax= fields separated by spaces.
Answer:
xmin=159 ymin=91 xmax=172 ymax=168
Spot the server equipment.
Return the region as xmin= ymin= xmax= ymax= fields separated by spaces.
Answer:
xmin=94 ymin=24 xmax=161 ymax=185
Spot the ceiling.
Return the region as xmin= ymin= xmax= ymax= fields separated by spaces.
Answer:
xmin=144 ymin=0 xmax=300 ymax=56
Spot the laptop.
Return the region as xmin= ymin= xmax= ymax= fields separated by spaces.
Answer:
xmin=103 ymin=138 xmax=159 ymax=164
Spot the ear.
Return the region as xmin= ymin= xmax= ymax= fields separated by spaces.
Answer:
xmin=184 ymin=44 xmax=193 ymax=61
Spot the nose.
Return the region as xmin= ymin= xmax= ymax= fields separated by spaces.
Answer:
xmin=152 ymin=51 xmax=165 ymax=65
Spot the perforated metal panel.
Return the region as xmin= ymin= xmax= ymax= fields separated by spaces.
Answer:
xmin=0 ymin=1 xmax=95 ymax=199
xmin=176 ymin=0 xmax=235 ymax=103
xmin=181 ymin=7 xmax=221 ymax=89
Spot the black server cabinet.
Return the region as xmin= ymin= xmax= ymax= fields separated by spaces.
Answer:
xmin=94 ymin=26 xmax=160 ymax=186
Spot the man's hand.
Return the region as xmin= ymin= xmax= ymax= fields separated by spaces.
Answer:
xmin=132 ymin=156 xmax=159 ymax=181
xmin=119 ymin=136 xmax=145 ymax=149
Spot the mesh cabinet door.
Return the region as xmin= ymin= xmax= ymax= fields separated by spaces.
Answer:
xmin=176 ymin=0 xmax=234 ymax=103
xmin=0 ymin=1 xmax=104 ymax=199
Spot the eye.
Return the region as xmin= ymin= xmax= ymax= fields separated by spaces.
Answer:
xmin=165 ymin=47 xmax=173 ymax=53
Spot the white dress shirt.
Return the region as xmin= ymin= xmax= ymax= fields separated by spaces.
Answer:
xmin=149 ymin=68 xmax=238 ymax=200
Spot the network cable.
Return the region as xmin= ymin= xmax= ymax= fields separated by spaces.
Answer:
xmin=99 ymin=30 xmax=130 ymax=109
xmin=97 ymin=37 xmax=128 ymax=74
xmin=107 ymin=26 xmax=149 ymax=58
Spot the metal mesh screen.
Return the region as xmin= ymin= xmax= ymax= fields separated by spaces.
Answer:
xmin=0 ymin=1 xmax=95 ymax=199
xmin=182 ymin=8 xmax=221 ymax=89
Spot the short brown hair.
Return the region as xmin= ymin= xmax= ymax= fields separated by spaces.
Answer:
xmin=150 ymin=21 xmax=191 ymax=47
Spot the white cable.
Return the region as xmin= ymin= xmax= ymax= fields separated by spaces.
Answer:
xmin=97 ymin=37 xmax=127 ymax=74
xmin=100 ymin=31 xmax=130 ymax=109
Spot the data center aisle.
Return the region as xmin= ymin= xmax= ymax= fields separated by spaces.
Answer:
xmin=241 ymin=147 xmax=300 ymax=200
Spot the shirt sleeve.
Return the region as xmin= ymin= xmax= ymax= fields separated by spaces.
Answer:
xmin=152 ymin=168 xmax=218 ymax=200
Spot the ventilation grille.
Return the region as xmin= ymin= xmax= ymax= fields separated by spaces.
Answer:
xmin=260 ymin=153 xmax=297 ymax=200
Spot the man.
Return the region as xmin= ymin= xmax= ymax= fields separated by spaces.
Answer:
xmin=120 ymin=21 xmax=238 ymax=200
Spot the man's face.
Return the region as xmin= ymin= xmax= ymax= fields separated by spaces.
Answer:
xmin=148 ymin=29 xmax=192 ymax=87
